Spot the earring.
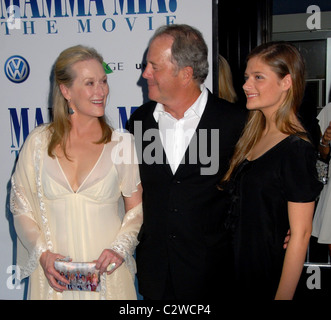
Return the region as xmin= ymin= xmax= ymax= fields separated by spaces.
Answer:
xmin=67 ymin=99 xmax=74 ymax=115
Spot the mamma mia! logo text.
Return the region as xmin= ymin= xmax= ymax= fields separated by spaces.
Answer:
xmin=1 ymin=0 xmax=178 ymax=35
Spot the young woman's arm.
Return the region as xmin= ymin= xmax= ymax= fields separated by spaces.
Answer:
xmin=274 ymin=201 xmax=315 ymax=300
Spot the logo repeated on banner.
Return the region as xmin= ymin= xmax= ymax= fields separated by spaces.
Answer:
xmin=4 ymin=55 xmax=30 ymax=83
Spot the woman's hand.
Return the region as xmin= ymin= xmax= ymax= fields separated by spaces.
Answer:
xmin=95 ymin=249 xmax=124 ymax=275
xmin=39 ymin=250 xmax=70 ymax=292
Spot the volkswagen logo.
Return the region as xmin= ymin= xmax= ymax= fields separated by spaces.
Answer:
xmin=4 ymin=55 xmax=30 ymax=83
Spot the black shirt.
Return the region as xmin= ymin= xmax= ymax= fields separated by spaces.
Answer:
xmin=226 ymin=135 xmax=323 ymax=299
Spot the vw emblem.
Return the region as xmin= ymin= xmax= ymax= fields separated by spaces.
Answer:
xmin=4 ymin=55 xmax=30 ymax=83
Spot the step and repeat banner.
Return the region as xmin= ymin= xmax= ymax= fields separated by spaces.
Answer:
xmin=0 ymin=0 xmax=214 ymax=299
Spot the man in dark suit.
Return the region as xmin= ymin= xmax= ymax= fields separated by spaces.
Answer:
xmin=128 ymin=24 xmax=247 ymax=300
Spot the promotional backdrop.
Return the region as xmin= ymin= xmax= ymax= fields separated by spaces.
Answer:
xmin=0 ymin=0 xmax=215 ymax=299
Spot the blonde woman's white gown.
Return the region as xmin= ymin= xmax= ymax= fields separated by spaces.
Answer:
xmin=10 ymin=125 xmax=142 ymax=300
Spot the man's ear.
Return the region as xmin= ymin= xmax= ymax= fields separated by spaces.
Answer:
xmin=181 ymin=66 xmax=194 ymax=85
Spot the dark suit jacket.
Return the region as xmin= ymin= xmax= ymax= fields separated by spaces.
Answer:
xmin=128 ymin=90 xmax=247 ymax=299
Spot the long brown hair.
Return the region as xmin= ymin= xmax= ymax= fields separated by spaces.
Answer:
xmin=47 ymin=45 xmax=112 ymax=159
xmin=221 ymin=41 xmax=308 ymax=184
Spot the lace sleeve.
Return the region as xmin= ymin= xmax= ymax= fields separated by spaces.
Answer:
xmin=10 ymin=175 xmax=47 ymax=280
xmin=109 ymin=202 xmax=143 ymax=278
xmin=9 ymin=126 xmax=50 ymax=280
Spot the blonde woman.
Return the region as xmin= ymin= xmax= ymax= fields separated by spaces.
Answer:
xmin=220 ymin=42 xmax=322 ymax=300
xmin=10 ymin=45 xmax=143 ymax=300
xmin=218 ymin=54 xmax=237 ymax=103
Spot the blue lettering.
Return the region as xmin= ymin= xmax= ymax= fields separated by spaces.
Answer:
xmin=1 ymin=0 xmax=106 ymax=19
xmin=118 ymin=106 xmax=138 ymax=129
xmin=9 ymin=108 xmax=29 ymax=149
xmin=9 ymin=107 xmax=49 ymax=154
xmin=54 ymin=0 xmax=72 ymax=18
xmin=125 ymin=16 xmax=136 ymax=31
xmin=1 ymin=20 xmax=10 ymax=34
xmin=40 ymin=0 xmax=52 ymax=18
xmin=156 ymin=0 xmax=167 ymax=13
xmin=102 ymin=17 xmax=115 ymax=32
xmin=77 ymin=0 xmax=86 ymax=17
xmin=113 ymin=0 xmax=136 ymax=15
xmin=166 ymin=15 xmax=175 ymax=25
xmin=87 ymin=0 xmax=106 ymax=16
xmin=46 ymin=19 xmax=58 ymax=33
xmin=0 ymin=0 xmax=20 ymax=19
xmin=168 ymin=0 xmax=177 ymax=12
xmin=113 ymin=0 xmax=178 ymax=15
xmin=138 ymin=0 xmax=149 ymax=14
xmin=34 ymin=107 xmax=47 ymax=127
xmin=22 ymin=19 xmax=35 ymax=33
xmin=0 ymin=0 xmax=178 ymax=20
xmin=22 ymin=0 xmax=41 ymax=18
xmin=77 ymin=18 xmax=91 ymax=32
xmin=148 ymin=15 xmax=152 ymax=29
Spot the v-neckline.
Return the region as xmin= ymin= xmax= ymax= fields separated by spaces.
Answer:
xmin=55 ymin=144 xmax=106 ymax=193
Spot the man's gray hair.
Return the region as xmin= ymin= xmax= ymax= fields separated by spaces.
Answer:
xmin=150 ymin=24 xmax=209 ymax=84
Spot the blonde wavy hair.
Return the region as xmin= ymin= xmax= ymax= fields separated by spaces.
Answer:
xmin=218 ymin=55 xmax=237 ymax=103
xmin=47 ymin=45 xmax=112 ymax=159
xmin=221 ymin=41 xmax=308 ymax=183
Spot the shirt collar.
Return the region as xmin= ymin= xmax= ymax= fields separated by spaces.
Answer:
xmin=153 ymin=85 xmax=208 ymax=123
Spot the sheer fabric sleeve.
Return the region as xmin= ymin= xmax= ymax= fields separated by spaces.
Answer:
xmin=112 ymin=131 xmax=141 ymax=196
xmin=280 ymin=137 xmax=323 ymax=202
xmin=110 ymin=202 xmax=143 ymax=278
xmin=10 ymin=127 xmax=48 ymax=280
xmin=110 ymin=131 xmax=142 ymax=277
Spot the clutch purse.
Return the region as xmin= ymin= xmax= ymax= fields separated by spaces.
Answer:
xmin=54 ymin=259 xmax=101 ymax=292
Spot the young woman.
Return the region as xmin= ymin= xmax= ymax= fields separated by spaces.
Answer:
xmin=220 ymin=42 xmax=322 ymax=300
